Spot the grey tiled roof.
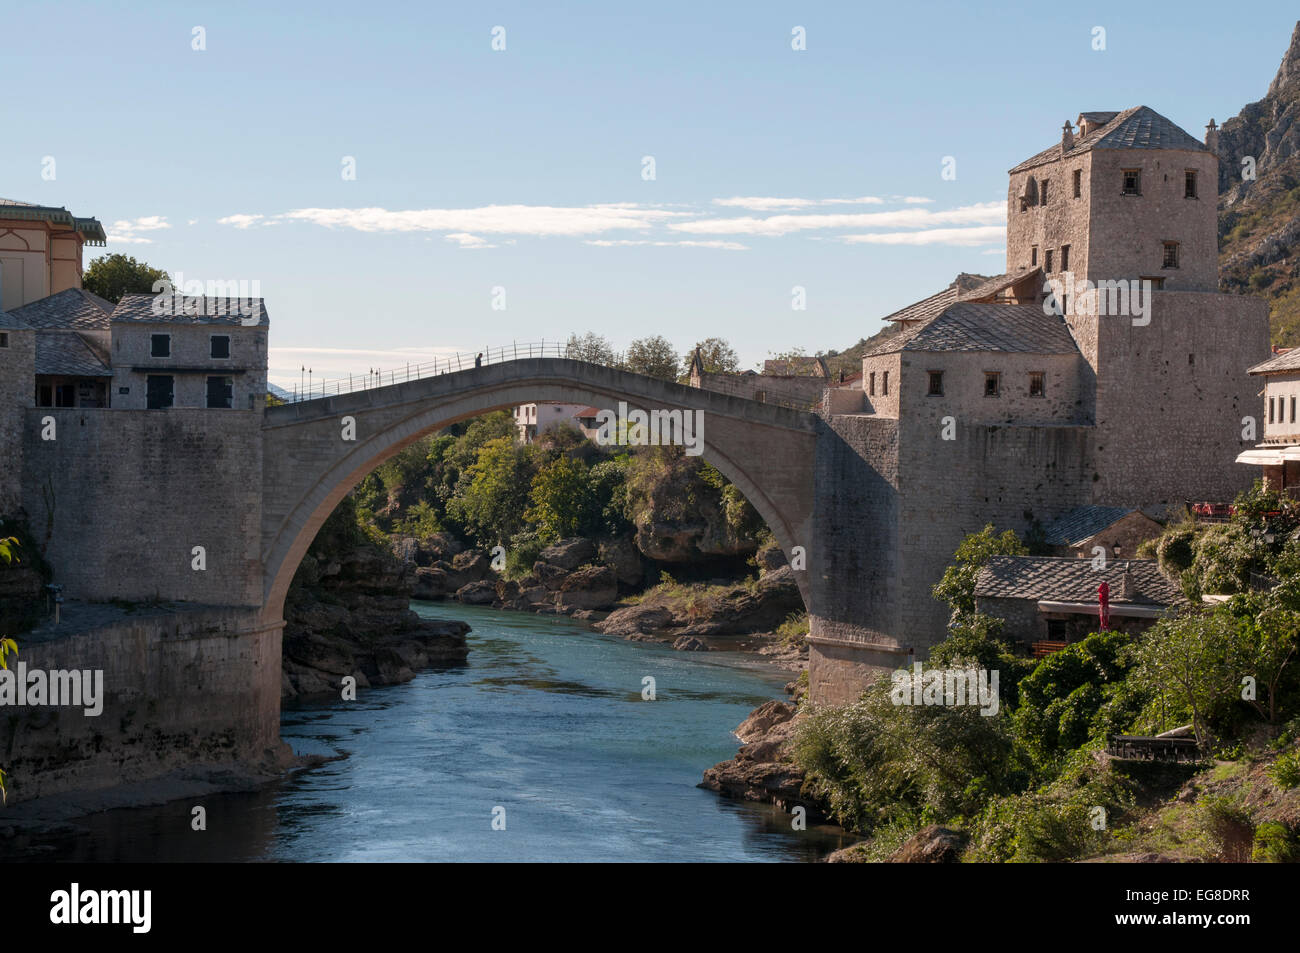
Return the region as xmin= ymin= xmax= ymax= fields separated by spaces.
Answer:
xmin=7 ymin=288 xmax=113 ymax=331
xmin=1248 ymin=348 xmax=1300 ymax=374
xmin=882 ymin=284 xmax=960 ymax=325
xmin=1009 ymin=106 xmax=1207 ymax=174
xmin=1042 ymin=505 xmax=1135 ymax=545
xmin=866 ymin=302 xmax=1079 ymax=356
xmin=112 ymin=293 xmax=269 ymax=327
xmin=0 ymin=308 xmax=32 ymax=330
xmin=975 ymin=556 xmax=1182 ymax=606
xmin=35 ymin=331 xmax=112 ymax=377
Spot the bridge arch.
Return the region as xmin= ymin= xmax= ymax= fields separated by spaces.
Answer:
xmin=259 ymin=358 xmax=819 ymax=627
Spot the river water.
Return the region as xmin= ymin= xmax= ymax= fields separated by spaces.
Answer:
xmin=13 ymin=604 xmax=853 ymax=862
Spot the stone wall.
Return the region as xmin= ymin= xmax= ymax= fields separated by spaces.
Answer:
xmin=0 ymin=326 xmax=34 ymax=516
xmin=20 ymin=407 xmax=264 ymax=606
xmin=3 ymin=603 xmax=286 ymax=803
xmin=898 ymin=350 xmax=1084 ymax=426
xmin=1086 ymin=290 xmax=1268 ymax=505
xmin=896 ymin=421 xmax=1095 ymax=651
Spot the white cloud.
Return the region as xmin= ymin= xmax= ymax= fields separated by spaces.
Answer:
xmin=270 ymin=203 xmax=687 ymax=237
xmin=670 ymin=201 xmax=1006 ymax=237
xmin=711 ymin=196 xmax=885 ymax=211
xmin=444 ymin=232 xmax=496 ymax=249
xmin=840 ymin=225 xmax=1006 ymax=247
xmin=584 ymin=239 xmax=748 ymax=250
xmin=107 ymin=215 xmax=172 ymax=245
xmin=218 ymin=213 xmax=265 ymax=229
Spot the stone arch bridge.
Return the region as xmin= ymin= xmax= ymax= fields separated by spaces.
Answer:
xmin=261 ymin=358 xmax=818 ymax=620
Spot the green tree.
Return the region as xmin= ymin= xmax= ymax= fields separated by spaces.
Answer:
xmin=526 ymin=455 xmax=593 ymax=541
xmin=684 ymin=337 xmax=740 ymax=376
xmin=623 ymin=335 xmax=679 ymax=380
xmin=932 ymin=524 xmax=1028 ymax=626
xmin=565 ymin=331 xmax=617 ymax=366
xmin=82 ymin=254 xmax=170 ymax=304
xmin=446 ymin=437 xmax=534 ymax=545
xmin=1131 ymin=609 xmax=1247 ymax=746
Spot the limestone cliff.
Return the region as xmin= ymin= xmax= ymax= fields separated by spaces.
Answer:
xmin=1217 ymin=20 xmax=1300 ymax=343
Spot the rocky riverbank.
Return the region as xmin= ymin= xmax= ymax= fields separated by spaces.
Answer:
xmin=392 ymin=532 xmax=807 ymax=662
xmin=282 ymin=513 xmax=469 ymax=700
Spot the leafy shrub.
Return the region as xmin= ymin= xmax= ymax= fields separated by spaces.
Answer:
xmin=1252 ymin=821 xmax=1298 ymax=862
xmin=1268 ymin=748 xmax=1300 ymax=789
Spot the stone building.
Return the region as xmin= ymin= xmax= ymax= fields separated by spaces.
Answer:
xmin=807 ymin=106 xmax=1270 ymax=696
xmin=975 ymin=556 xmax=1183 ymax=651
xmin=0 ymin=198 xmax=105 ymax=311
xmin=1237 ymin=347 xmax=1300 ymax=494
xmin=1040 ymin=504 xmax=1164 ymax=559
xmin=108 ymin=293 xmax=268 ymax=411
xmin=513 ymin=401 xmax=597 ymax=443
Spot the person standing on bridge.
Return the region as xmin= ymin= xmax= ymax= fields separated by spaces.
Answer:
xmin=475 ymin=352 xmax=483 ymax=367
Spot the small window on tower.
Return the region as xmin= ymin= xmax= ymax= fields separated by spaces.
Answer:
xmin=1163 ymin=241 xmax=1180 ymax=269
xmin=1185 ymin=170 xmax=1198 ymax=199
xmin=882 ymin=371 xmax=889 ymax=395
xmin=1045 ymin=250 xmax=1053 ymax=273
xmin=0 ymin=332 xmax=8 ymax=348
xmin=1029 ymin=372 xmax=1045 ymax=397
xmin=868 ymin=371 xmax=876 ymax=396
xmin=1031 ymin=246 xmax=1038 ymax=267
xmin=1122 ymin=169 xmax=1141 ymax=195
xmin=1073 ymin=169 xmax=1082 ymax=198
xmin=984 ymin=372 xmax=1001 ymax=397
xmin=1292 ymin=396 xmax=1296 ymax=424
xmin=928 ymin=371 xmax=943 ymax=396
xmin=1061 ymin=244 xmax=1070 ymax=271
xmin=151 ymin=333 xmax=171 ymax=358
xmin=1040 ymin=179 xmax=1049 ymax=205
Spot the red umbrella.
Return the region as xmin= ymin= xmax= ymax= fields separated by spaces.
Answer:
xmin=1098 ymin=581 xmax=1111 ymax=631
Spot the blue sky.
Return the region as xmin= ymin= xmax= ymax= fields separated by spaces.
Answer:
xmin=4 ymin=0 xmax=1295 ymax=386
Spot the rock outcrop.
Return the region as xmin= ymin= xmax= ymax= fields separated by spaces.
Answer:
xmin=283 ymin=518 xmax=469 ymax=699
xmin=699 ymin=698 xmax=819 ymax=815
xmin=595 ymin=566 xmax=804 ymax=639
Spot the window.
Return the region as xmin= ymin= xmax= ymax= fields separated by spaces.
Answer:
xmin=1029 ymin=372 xmax=1045 ymax=397
xmin=55 ymin=384 xmax=75 ymax=408
xmin=206 ymin=376 xmax=233 ymax=409
xmin=1031 ymin=246 xmax=1038 ymax=267
xmin=882 ymin=371 xmax=889 ymax=395
xmin=755 ymin=390 xmax=766 ymax=403
xmin=211 ymin=335 xmax=231 ymax=359
xmin=1142 ymin=276 xmax=1166 ymax=290
xmin=1073 ymin=169 xmax=1082 ymax=198
xmin=1292 ymin=395 xmax=1297 ymax=424
xmin=146 ymin=374 xmax=174 ymax=409
xmin=1162 ymin=241 xmax=1180 ymax=269
xmin=1061 ymin=244 xmax=1070 ymax=272
xmin=36 ymin=384 xmax=52 ymax=407
xmin=868 ymin=371 xmax=876 ymax=396
xmin=1040 ymin=179 xmax=1049 ymax=205
xmin=1189 ymin=353 xmax=1195 ymax=366
xmin=1270 ymin=397 xmax=1276 ymax=424
xmin=928 ymin=371 xmax=943 ymax=396
xmin=1045 ymin=250 xmax=1053 ymax=273
xmin=1185 ymin=170 xmax=1197 ymax=199
xmin=984 ymin=372 xmax=1000 ymax=397
xmin=0 ymin=332 xmax=8 ymax=348
xmin=150 ymin=334 xmax=171 ymax=358
xmin=1047 ymin=619 xmax=1069 ymax=640
xmin=1122 ymin=169 xmax=1141 ymax=195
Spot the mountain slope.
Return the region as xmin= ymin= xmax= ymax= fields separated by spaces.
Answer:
xmin=1217 ymin=21 xmax=1300 ymax=344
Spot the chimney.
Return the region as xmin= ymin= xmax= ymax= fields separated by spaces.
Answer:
xmin=1062 ymin=121 xmax=1075 ymax=151
xmin=1205 ymin=118 xmax=1219 ymax=154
